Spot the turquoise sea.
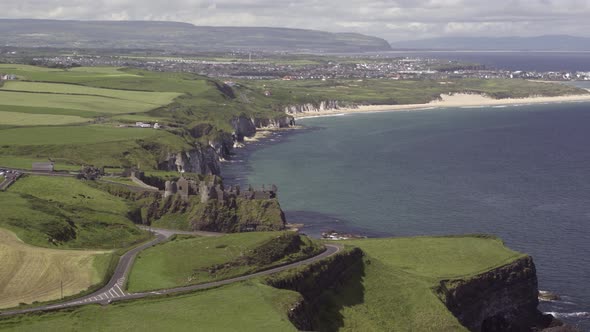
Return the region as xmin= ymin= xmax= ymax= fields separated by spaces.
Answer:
xmin=222 ymin=102 xmax=590 ymax=329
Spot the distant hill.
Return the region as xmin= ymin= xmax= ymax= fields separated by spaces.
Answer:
xmin=390 ymin=35 xmax=590 ymax=51
xmin=0 ymin=19 xmax=392 ymax=53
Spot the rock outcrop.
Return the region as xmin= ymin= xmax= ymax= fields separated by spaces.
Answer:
xmin=230 ymin=115 xmax=257 ymax=141
xmin=252 ymin=115 xmax=295 ymax=129
xmin=231 ymin=114 xmax=295 ymax=141
xmin=161 ymin=114 xmax=295 ymax=177
xmin=437 ymin=256 xmax=554 ymax=332
xmin=282 ymin=100 xmax=357 ymax=115
xmin=159 ymin=146 xmax=221 ymax=175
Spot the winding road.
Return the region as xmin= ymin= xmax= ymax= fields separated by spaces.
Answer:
xmin=0 ymin=227 xmax=342 ymax=317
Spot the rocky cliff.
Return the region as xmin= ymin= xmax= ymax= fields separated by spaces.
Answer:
xmin=265 ymin=248 xmax=364 ymax=331
xmin=159 ymin=146 xmax=221 ymax=175
xmin=158 ymin=114 xmax=294 ymax=176
xmin=252 ymin=116 xmax=295 ymax=129
xmin=282 ymin=100 xmax=358 ymax=115
xmin=231 ymin=114 xmax=295 ymax=141
xmin=437 ymin=256 xmax=554 ymax=332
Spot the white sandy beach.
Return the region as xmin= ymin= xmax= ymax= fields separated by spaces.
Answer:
xmin=292 ymin=92 xmax=590 ymax=119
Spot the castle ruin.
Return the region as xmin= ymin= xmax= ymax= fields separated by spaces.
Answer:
xmin=164 ymin=177 xmax=277 ymax=203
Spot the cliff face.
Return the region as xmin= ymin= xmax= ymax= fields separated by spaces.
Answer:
xmin=230 ymin=115 xmax=257 ymax=141
xmin=159 ymin=114 xmax=295 ymax=177
xmin=159 ymin=146 xmax=221 ymax=175
xmin=282 ymin=100 xmax=357 ymax=115
xmin=437 ymin=256 xmax=553 ymax=332
xmin=231 ymin=114 xmax=295 ymax=141
xmin=265 ymin=248 xmax=365 ymax=331
xmin=252 ymin=116 xmax=294 ymax=129
xmin=191 ymin=198 xmax=286 ymax=232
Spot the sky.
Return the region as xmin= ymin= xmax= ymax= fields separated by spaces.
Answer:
xmin=1 ymin=0 xmax=590 ymax=41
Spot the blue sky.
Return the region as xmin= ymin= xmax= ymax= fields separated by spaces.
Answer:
xmin=2 ymin=0 xmax=589 ymax=41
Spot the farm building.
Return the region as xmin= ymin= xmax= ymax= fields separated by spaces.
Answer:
xmin=32 ymin=162 xmax=55 ymax=172
xmin=0 ymin=74 xmax=16 ymax=80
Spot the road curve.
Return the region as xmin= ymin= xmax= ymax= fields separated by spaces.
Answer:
xmin=0 ymin=228 xmax=342 ymax=317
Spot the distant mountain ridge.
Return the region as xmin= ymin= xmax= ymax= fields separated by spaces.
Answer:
xmin=390 ymin=35 xmax=590 ymax=51
xmin=0 ymin=19 xmax=392 ymax=53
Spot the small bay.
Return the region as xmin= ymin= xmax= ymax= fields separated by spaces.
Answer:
xmin=223 ymin=102 xmax=590 ymax=328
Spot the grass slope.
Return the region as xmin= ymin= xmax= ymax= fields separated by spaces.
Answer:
xmin=0 ymin=176 xmax=148 ymax=249
xmin=317 ymin=236 xmax=525 ymax=331
xmin=128 ymin=232 xmax=320 ymax=292
xmin=0 ymin=282 xmax=299 ymax=332
xmin=0 ymin=228 xmax=112 ymax=309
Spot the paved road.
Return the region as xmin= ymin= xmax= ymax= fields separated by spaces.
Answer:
xmin=0 ymin=228 xmax=341 ymax=317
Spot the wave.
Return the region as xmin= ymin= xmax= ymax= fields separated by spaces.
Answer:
xmin=545 ymin=312 xmax=590 ymax=319
xmin=459 ymin=106 xmax=486 ymax=109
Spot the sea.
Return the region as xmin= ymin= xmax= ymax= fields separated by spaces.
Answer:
xmin=389 ymin=51 xmax=590 ymax=72
xmin=222 ymin=102 xmax=590 ymax=329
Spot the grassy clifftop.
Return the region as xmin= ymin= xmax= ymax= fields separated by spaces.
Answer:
xmin=267 ymin=235 xmax=525 ymax=331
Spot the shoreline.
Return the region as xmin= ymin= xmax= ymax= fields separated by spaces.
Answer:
xmin=292 ymin=92 xmax=590 ymax=119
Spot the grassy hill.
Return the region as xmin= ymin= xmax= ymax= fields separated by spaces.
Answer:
xmin=0 ymin=19 xmax=392 ymax=53
xmin=128 ymin=232 xmax=322 ymax=292
xmin=0 ymin=176 xmax=149 ymax=249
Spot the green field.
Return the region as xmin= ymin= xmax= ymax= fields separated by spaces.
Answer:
xmin=0 ymin=65 xmax=141 ymax=83
xmin=0 ymin=105 xmax=100 ymax=118
xmin=0 ymin=156 xmax=80 ymax=171
xmin=0 ymin=90 xmax=177 ymax=115
xmin=128 ymin=232 xmax=321 ymax=292
xmin=0 ymin=71 xmax=180 ymax=128
xmin=0 ymin=125 xmax=159 ymax=145
xmin=313 ymin=236 xmax=524 ymax=331
xmin=0 ymin=282 xmax=299 ymax=332
xmin=0 ymin=176 xmax=148 ymax=249
xmin=0 ymin=110 xmax=89 ymax=126
xmin=1 ymin=81 xmax=180 ymax=105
